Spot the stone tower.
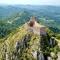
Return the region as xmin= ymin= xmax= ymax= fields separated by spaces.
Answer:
xmin=29 ymin=16 xmax=36 ymax=27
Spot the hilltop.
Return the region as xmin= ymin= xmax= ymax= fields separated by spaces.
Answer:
xmin=0 ymin=17 xmax=59 ymax=60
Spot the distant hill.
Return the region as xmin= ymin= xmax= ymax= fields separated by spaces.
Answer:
xmin=0 ymin=5 xmax=60 ymax=21
xmin=0 ymin=5 xmax=60 ymax=38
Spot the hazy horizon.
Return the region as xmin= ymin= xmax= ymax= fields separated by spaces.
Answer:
xmin=0 ymin=0 xmax=60 ymax=6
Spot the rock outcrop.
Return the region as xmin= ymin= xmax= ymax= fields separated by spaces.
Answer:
xmin=0 ymin=17 xmax=59 ymax=60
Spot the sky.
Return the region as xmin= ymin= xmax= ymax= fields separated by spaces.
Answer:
xmin=0 ymin=0 xmax=60 ymax=6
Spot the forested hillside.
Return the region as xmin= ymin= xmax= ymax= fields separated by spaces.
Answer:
xmin=0 ymin=5 xmax=60 ymax=39
xmin=0 ymin=5 xmax=60 ymax=60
